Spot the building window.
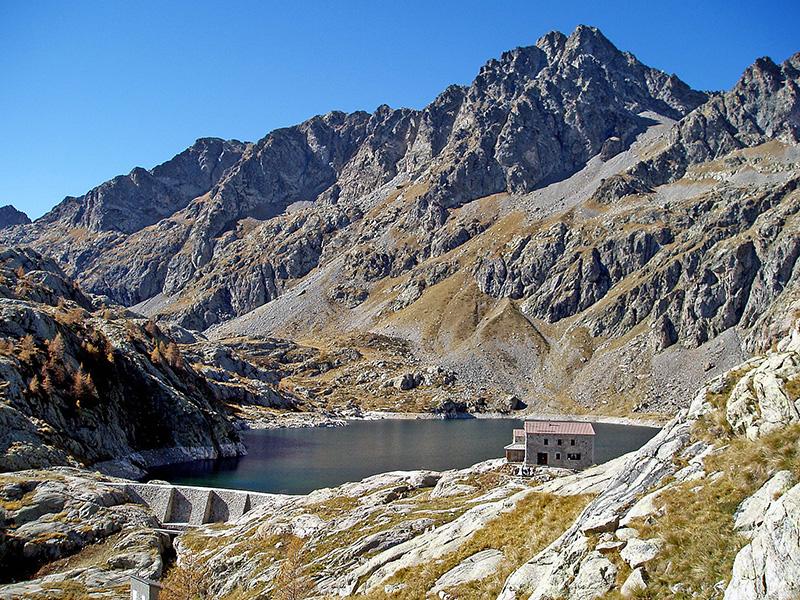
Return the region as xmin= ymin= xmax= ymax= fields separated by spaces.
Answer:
xmin=556 ymin=453 xmax=561 ymax=460
xmin=567 ymin=453 xmax=582 ymax=461
xmin=558 ymin=439 xmax=562 ymax=446
xmin=544 ymin=438 xmax=549 ymax=445
xmin=570 ymin=439 xmax=576 ymax=446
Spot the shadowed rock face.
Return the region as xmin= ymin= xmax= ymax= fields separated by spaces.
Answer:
xmin=0 ymin=206 xmax=30 ymax=229
xmin=0 ymin=248 xmax=253 ymax=475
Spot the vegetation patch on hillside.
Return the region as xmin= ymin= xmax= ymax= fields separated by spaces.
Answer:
xmin=362 ymin=491 xmax=593 ymax=600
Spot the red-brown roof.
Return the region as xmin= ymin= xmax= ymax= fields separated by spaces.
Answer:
xmin=524 ymin=420 xmax=595 ymax=436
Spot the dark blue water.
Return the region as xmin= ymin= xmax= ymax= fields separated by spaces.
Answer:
xmin=148 ymin=419 xmax=659 ymax=494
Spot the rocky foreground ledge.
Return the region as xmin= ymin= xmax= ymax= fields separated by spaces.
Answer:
xmin=0 ymin=468 xmax=166 ymax=599
xmin=2 ymin=323 xmax=799 ymax=599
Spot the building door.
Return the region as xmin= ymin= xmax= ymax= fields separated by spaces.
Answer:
xmin=537 ymin=452 xmax=548 ymax=465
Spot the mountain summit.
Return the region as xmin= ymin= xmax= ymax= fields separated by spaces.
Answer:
xmin=1 ymin=26 xmax=798 ymax=416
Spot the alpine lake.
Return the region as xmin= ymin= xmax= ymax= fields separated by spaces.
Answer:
xmin=148 ymin=418 xmax=661 ymax=494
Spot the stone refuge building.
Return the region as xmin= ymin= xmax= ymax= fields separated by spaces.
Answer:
xmin=504 ymin=420 xmax=595 ymax=469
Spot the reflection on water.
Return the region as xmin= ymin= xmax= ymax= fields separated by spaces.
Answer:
xmin=148 ymin=418 xmax=660 ymax=494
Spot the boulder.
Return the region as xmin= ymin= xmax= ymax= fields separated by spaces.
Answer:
xmin=733 ymin=470 xmax=796 ymax=537
xmin=581 ymin=512 xmax=619 ymax=534
xmin=615 ymin=527 xmax=640 ymax=541
xmin=596 ymin=540 xmax=626 ymax=554
xmin=620 ymin=485 xmax=671 ymax=526
xmin=392 ymin=373 xmax=418 ymax=391
xmin=432 ymin=398 xmax=469 ymax=417
xmin=568 ymin=551 xmax=617 ymax=599
xmin=620 ymin=538 xmax=662 ymax=569
xmin=620 ymin=567 xmax=648 ymax=597
xmin=725 ymin=352 xmax=800 ymax=440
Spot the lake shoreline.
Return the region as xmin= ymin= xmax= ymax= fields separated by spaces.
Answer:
xmin=240 ymin=409 xmax=665 ymax=431
xmin=358 ymin=410 xmax=665 ymax=429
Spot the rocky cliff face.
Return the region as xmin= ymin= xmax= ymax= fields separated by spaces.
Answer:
xmin=1 ymin=26 xmax=798 ymax=418
xmin=0 ymin=247 xmax=302 ymax=476
xmin=594 ymin=51 xmax=800 ymax=201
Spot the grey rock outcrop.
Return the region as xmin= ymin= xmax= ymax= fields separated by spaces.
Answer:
xmin=726 ymin=344 xmax=800 ymax=439
xmin=568 ymin=551 xmax=617 ymax=599
xmin=733 ymin=470 xmax=796 ymax=537
xmin=619 ymin=537 xmax=662 ymax=569
xmin=620 ymin=567 xmax=648 ymax=597
xmin=0 ymin=468 xmax=166 ymax=594
xmin=724 ymin=482 xmax=800 ymax=600
xmin=431 ymin=549 xmax=505 ymax=596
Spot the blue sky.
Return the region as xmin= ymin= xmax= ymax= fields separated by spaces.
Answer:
xmin=1 ymin=1 xmax=798 ymax=219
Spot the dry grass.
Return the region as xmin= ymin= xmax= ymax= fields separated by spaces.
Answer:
xmin=361 ymin=492 xmax=593 ymax=600
xmin=621 ymin=423 xmax=800 ymax=599
xmin=37 ymin=581 xmax=92 ymax=599
xmin=306 ymin=496 xmax=360 ymax=519
xmin=785 ymin=376 xmax=800 ymax=401
xmin=0 ymin=491 xmax=34 ymax=512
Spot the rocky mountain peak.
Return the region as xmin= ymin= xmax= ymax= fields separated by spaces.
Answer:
xmin=534 ymin=30 xmax=567 ymax=62
xmin=562 ymin=24 xmax=620 ymax=61
xmin=0 ymin=25 xmax=720 ymax=317
xmin=0 ymin=205 xmax=30 ymax=229
xmin=474 ymin=45 xmax=547 ymax=97
xmin=32 ymin=136 xmax=249 ymax=235
xmin=727 ymin=53 xmax=800 ymax=143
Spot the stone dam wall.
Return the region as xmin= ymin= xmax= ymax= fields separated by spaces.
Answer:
xmin=108 ymin=482 xmax=277 ymax=526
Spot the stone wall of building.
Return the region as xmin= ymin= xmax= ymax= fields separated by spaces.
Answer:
xmin=524 ymin=433 xmax=594 ymax=469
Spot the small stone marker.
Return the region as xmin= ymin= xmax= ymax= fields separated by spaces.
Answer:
xmin=131 ymin=575 xmax=162 ymax=600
